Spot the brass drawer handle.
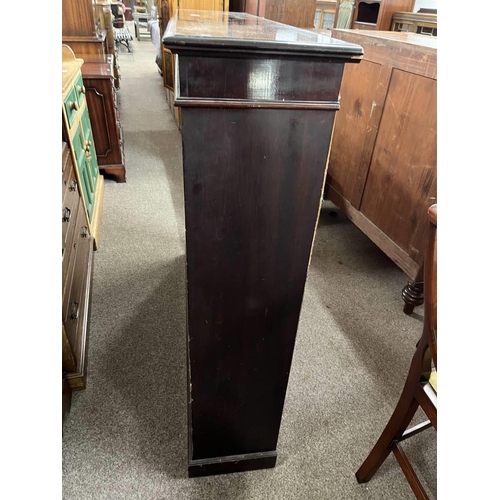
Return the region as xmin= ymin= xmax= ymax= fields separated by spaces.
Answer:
xmin=70 ymin=300 xmax=80 ymax=320
xmin=63 ymin=207 xmax=71 ymax=222
xmin=77 ymin=85 xmax=86 ymax=95
xmin=69 ymin=179 xmax=77 ymax=192
xmin=69 ymin=101 xmax=79 ymax=111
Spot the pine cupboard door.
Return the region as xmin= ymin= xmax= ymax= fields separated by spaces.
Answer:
xmin=359 ymin=69 xmax=437 ymax=266
xmin=327 ymin=59 xmax=391 ymax=209
xmin=177 ymin=0 xmax=228 ymax=11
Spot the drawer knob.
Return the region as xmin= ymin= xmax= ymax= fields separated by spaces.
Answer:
xmin=70 ymin=301 xmax=80 ymax=320
xmin=69 ymin=101 xmax=79 ymax=111
xmin=81 ymin=226 xmax=89 ymax=238
xmin=69 ymin=179 xmax=77 ymax=192
xmin=77 ymin=85 xmax=86 ymax=95
xmin=63 ymin=207 xmax=71 ymax=223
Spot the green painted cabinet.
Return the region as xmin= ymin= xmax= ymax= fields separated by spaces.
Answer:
xmin=62 ymin=45 xmax=104 ymax=248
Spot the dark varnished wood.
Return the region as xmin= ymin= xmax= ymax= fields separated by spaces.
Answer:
xmin=179 ymin=56 xmax=344 ymax=102
xmin=182 ymin=106 xmax=335 ymax=463
xmin=402 ymin=281 xmax=424 ymax=315
xmin=164 ymin=10 xmax=362 ymax=476
xmin=81 ymin=54 xmax=126 ymax=183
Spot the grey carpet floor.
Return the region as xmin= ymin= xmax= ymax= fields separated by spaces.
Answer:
xmin=62 ymin=34 xmax=437 ymax=500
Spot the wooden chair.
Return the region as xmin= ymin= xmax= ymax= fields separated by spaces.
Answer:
xmin=111 ymin=2 xmax=133 ymax=52
xmin=133 ymin=0 xmax=155 ymax=41
xmin=355 ymin=204 xmax=437 ymax=500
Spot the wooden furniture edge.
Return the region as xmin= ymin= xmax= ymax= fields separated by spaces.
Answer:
xmin=327 ymin=187 xmax=421 ymax=280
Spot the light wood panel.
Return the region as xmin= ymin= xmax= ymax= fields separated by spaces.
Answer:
xmin=359 ymin=69 xmax=437 ymax=261
xmin=324 ymin=29 xmax=436 ymax=313
xmin=329 ymin=60 xmax=391 ymax=209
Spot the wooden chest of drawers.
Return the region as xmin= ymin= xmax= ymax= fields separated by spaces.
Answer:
xmin=62 ymin=142 xmax=95 ymax=391
xmin=82 ymin=54 xmax=126 ymax=182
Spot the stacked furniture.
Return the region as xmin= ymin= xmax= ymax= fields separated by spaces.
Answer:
xmin=63 ymin=0 xmax=126 ymax=182
xmin=95 ymin=0 xmax=122 ymax=85
xmin=324 ymin=30 xmax=437 ymax=314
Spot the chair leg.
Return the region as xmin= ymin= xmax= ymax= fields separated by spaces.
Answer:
xmin=392 ymin=442 xmax=430 ymax=500
xmin=356 ymin=388 xmax=420 ymax=483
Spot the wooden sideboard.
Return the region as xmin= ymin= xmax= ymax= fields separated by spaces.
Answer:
xmin=164 ymin=9 xmax=363 ymax=477
xmin=325 ymin=30 xmax=436 ymax=314
xmin=82 ymin=54 xmax=127 ymax=182
xmin=62 ymin=142 xmax=95 ymax=391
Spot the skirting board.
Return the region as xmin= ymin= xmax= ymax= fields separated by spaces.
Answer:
xmin=188 ymin=451 xmax=277 ymax=478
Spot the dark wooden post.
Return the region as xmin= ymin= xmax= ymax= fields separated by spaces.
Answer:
xmin=163 ymin=10 xmax=363 ymax=478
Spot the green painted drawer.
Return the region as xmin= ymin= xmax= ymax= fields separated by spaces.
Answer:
xmin=64 ymin=86 xmax=79 ymax=129
xmin=81 ymin=109 xmax=99 ymax=187
xmin=71 ymin=124 xmax=95 ymax=222
xmin=73 ymin=73 xmax=86 ymax=107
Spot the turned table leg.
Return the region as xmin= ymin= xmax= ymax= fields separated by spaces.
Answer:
xmin=402 ymin=281 xmax=424 ymax=315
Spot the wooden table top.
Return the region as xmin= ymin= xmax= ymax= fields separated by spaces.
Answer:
xmin=81 ymin=54 xmax=115 ymax=79
xmin=332 ymin=29 xmax=437 ymax=50
xmin=163 ymin=10 xmax=363 ymax=59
